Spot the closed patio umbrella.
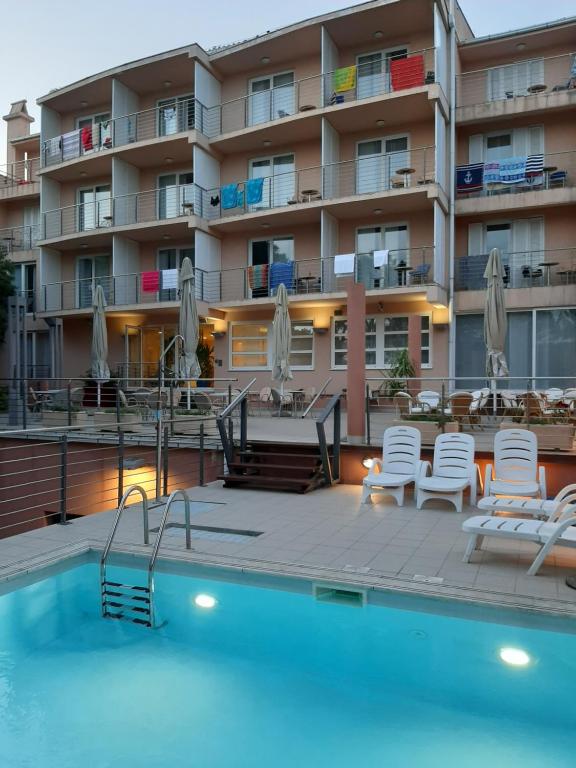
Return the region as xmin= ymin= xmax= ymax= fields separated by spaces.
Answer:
xmin=91 ymin=284 xmax=110 ymax=409
xmin=484 ymin=248 xmax=509 ymax=378
xmin=178 ymin=256 xmax=201 ymax=408
xmin=271 ymin=282 xmax=293 ymax=395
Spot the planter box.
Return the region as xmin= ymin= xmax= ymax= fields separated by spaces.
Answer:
xmin=499 ymin=422 xmax=575 ymax=451
xmin=93 ymin=411 xmax=142 ymax=433
xmin=393 ymin=420 xmax=459 ymax=445
xmin=42 ymin=411 xmax=88 ymax=428
xmin=173 ymin=418 xmax=218 ymax=438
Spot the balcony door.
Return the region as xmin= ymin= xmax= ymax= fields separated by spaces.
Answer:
xmin=76 ymin=254 xmax=111 ymax=309
xmin=78 ymin=185 xmax=111 ymax=231
xmin=23 ymin=206 xmax=40 ymax=248
xmin=487 ymin=58 xmax=544 ymax=101
xmin=356 ymin=224 xmax=409 ymax=288
xmin=357 ymin=48 xmax=407 ymax=99
xmin=356 ymin=136 xmax=409 ymax=195
xmin=158 ymin=95 xmax=195 ymax=136
xmin=249 ymin=154 xmax=295 ymax=210
xmin=158 ymin=247 xmax=195 ymax=301
xmin=158 ymin=172 xmax=195 ymax=219
xmin=13 ymin=262 xmax=36 ymax=313
xmin=248 ymin=72 xmax=295 ymax=126
xmin=77 ymin=112 xmax=112 ymax=152
xmin=249 ymin=236 xmax=294 ymax=298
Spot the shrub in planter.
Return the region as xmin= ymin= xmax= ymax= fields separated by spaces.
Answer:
xmin=93 ymin=409 xmax=142 ymax=432
xmin=42 ymin=406 xmax=88 ymax=427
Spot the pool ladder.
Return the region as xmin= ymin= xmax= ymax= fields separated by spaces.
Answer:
xmin=100 ymin=485 xmax=192 ymax=628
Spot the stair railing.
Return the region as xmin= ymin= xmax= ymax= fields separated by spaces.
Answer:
xmin=301 ymin=377 xmax=332 ymax=419
xmin=216 ymin=377 xmax=256 ymax=466
xmin=316 ymin=392 xmax=342 ymax=485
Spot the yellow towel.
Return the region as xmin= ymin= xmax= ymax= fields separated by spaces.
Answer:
xmin=333 ymin=66 xmax=356 ymax=93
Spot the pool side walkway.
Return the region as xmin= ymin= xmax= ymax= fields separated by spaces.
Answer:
xmin=0 ymin=483 xmax=575 ymax=616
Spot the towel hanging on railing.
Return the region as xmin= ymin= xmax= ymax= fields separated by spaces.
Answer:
xmin=373 ymin=249 xmax=389 ymax=268
xmin=141 ymin=271 xmax=160 ymax=292
xmin=247 ymin=264 xmax=269 ymax=290
xmin=334 ymin=253 xmax=355 ymax=274
xmin=161 ymin=269 xmax=178 ymax=290
xmin=270 ymin=262 xmax=294 ymax=291
xmin=333 ymin=66 xmax=356 ymax=93
xmin=245 ymin=177 xmax=264 ymax=205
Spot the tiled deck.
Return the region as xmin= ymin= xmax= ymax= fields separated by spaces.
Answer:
xmin=1 ymin=482 xmax=575 ymax=616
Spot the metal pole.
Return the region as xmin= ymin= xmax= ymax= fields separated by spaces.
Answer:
xmin=117 ymin=430 xmax=124 ymax=506
xmin=155 ymin=366 xmax=163 ymax=500
xmin=67 ymin=381 xmax=72 ymax=427
xmin=240 ymin=398 xmax=247 ymax=454
xmin=169 ymin=378 xmax=175 ymax=437
xmin=365 ymin=383 xmax=371 ymax=446
xmin=163 ymin=426 xmax=169 ymax=497
xmin=333 ymin=398 xmax=341 ymax=482
xmin=59 ymin=434 xmax=68 ymax=525
xmin=199 ymin=421 xmax=205 ymax=486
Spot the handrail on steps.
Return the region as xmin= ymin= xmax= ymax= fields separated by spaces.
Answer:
xmin=316 ymin=391 xmax=342 ymax=486
xmin=217 ymin=377 xmax=256 ymax=466
xmin=301 ymin=377 xmax=332 ymax=419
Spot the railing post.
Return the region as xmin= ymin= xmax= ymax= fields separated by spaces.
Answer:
xmin=117 ymin=430 xmax=124 ymax=506
xmin=228 ymin=384 xmax=232 ymax=405
xmin=240 ymin=397 xmax=247 ymax=454
xmin=67 ymin=381 xmax=72 ymax=427
xmin=333 ymin=397 xmax=341 ymax=482
xmin=199 ymin=421 xmax=205 ymax=486
xmin=163 ymin=426 xmax=169 ymax=497
xmin=365 ymin=383 xmax=371 ymax=446
xmin=59 ymin=434 xmax=68 ymax=525
xmin=169 ymin=379 xmax=175 ymax=437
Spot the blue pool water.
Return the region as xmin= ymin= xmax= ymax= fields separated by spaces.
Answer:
xmin=0 ymin=561 xmax=575 ymax=768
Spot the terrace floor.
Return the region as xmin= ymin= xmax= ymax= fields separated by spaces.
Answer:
xmin=1 ymin=482 xmax=576 ymax=617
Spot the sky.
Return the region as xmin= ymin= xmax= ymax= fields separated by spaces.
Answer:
xmin=1 ymin=0 xmax=574 ymax=161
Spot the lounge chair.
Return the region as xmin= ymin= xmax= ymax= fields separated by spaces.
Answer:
xmin=462 ymin=502 xmax=576 ymax=576
xmin=361 ymin=426 xmax=423 ymax=506
xmin=417 ymin=433 xmax=479 ymax=513
xmin=483 ymin=428 xmax=546 ymax=499
xmin=271 ymin=388 xmax=293 ymax=416
xmin=478 ymin=483 xmax=576 ymax=520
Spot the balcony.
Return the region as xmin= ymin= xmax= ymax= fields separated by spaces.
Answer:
xmin=457 ymin=52 xmax=576 ymax=122
xmin=455 ymin=150 xmax=576 ymax=214
xmin=0 ymin=158 xmax=40 ymax=200
xmin=213 ymin=49 xmax=436 ymax=141
xmin=40 ymin=98 xmax=216 ymax=171
xmin=0 ymin=225 xmax=40 ymax=253
xmin=207 ymin=147 xmax=436 ymax=231
xmin=41 ymin=184 xmax=209 ymax=246
xmin=38 ymin=247 xmax=436 ymax=314
xmin=455 ymin=248 xmax=576 ymax=291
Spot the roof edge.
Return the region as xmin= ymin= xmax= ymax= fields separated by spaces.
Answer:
xmin=461 ymin=14 xmax=576 ymax=46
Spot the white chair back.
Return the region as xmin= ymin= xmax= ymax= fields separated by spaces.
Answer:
xmin=494 ymin=428 xmax=537 ymax=483
xmin=479 ymin=388 xmax=490 ymax=408
xmin=432 ymin=433 xmax=475 ymax=479
xmin=382 ymin=426 xmax=421 ymax=477
xmin=418 ymin=390 xmax=440 ymax=409
xmin=501 ymin=392 xmax=518 ymax=409
xmin=545 ymin=387 xmax=563 ymax=404
xmin=259 ymin=386 xmax=272 ymax=402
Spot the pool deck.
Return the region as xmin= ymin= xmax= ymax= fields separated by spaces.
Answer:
xmin=1 ymin=482 xmax=576 ymax=618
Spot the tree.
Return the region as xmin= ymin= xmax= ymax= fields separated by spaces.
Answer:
xmin=0 ymin=245 xmax=15 ymax=345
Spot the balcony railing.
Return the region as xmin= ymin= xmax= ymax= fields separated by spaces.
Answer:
xmin=0 ymin=225 xmax=40 ymax=252
xmin=42 ymin=183 xmax=208 ymax=240
xmin=39 ymin=248 xmax=435 ymax=312
xmin=41 ymin=98 xmax=217 ymax=167
xmin=207 ymin=147 xmax=435 ymax=220
xmin=215 ymin=48 xmax=435 ymax=135
xmin=457 ymin=51 xmax=576 ymax=108
xmin=0 ymin=158 xmax=40 ymax=189
xmin=456 ymin=150 xmax=575 ymax=199
xmin=456 ymin=248 xmax=576 ymax=291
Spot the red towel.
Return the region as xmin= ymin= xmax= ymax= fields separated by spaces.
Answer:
xmin=81 ymin=125 xmax=93 ymax=151
xmin=390 ymin=55 xmax=425 ymax=91
xmin=141 ymin=271 xmax=160 ymax=292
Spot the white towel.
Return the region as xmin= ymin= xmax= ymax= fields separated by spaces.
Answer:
xmin=62 ymin=130 xmax=80 ymax=161
xmin=334 ymin=253 xmax=355 ymax=274
xmin=373 ymin=249 xmax=389 ymax=268
xmin=161 ymin=269 xmax=179 ymax=290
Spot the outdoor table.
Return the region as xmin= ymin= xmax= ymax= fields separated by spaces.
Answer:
xmin=538 ymin=261 xmax=559 ymax=286
xmin=527 ymin=83 xmax=547 ymax=95
xmin=395 ymin=264 xmax=411 ymax=286
xmin=297 ymin=275 xmax=320 ymax=292
xmin=301 ymin=189 xmax=320 ymax=203
xmin=543 ymin=165 xmax=557 ymax=189
xmin=395 ymin=167 xmax=415 ymax=188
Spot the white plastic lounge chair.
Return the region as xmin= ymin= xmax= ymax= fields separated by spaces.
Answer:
xmin=484 ymin=428 xmax=546 ymax=499
xmin=478 ymin=483 xmax=576 ymax=520
xmin=361 ymin=426 xmax=423 ymax=506
xmin=462 ymin=502 xmax=576 ymax=575
xmin=417 ymin=433 xmax=479 ymax=513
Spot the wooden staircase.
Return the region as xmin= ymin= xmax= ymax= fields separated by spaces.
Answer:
xmin=219 ymin=441 xmax=331 ymax=493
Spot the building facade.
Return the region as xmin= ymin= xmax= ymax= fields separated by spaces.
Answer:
xmin=1 ymin=0 xmax=575 ymax=389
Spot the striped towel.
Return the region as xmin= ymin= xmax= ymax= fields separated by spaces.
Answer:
xmin=247 ymin=264 xmax=269 ymax=290
xmin=526 ymin=154 xmax=544 ymax=177
xmin=483 ymin=161 xmax=500 ymax=185
xmin=499 ymin=156 xmax=526 ymax=185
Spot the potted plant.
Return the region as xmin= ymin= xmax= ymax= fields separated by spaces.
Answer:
xmin=370 ymin=350 xmax=416 ymax=408
xmin=499 ymin=418 xmax=575 ymax=451
xmin=42 ymin=405 xmax=88 ymax=427
xmin=393 ymin=412 xmax=459 ymax=445
xmin=93 ymin=408 xmax=142 ymax=432
xmin=195 ymin=341 xmax=214 ymax=388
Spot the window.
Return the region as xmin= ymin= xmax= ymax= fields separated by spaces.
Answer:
xmin=230 ymin=323 xmax=269 ymax=369
xmin=157 ymin=247 xmax=195 ymax=301
xmin=290 ymin=321 xmax=314 ymax=368
xmin=13 ymin=263 xmax=36 ymax=313
xmin=485 ymin=133 xmax=512 ymax=162
xmin=249 ymin=236 xmax=294 ymax=297
xmin=77 ymin=112 xmax=112 ymax=152
xmin=158 ymin=95 xmax=195 ymax=136
xmin=356 ymin=136 xmax=409 ymax=194
xmin=356 ymin=224 xmax=409 ymax=289
xmin=248 ymin=72 xmax=295 ymax=126
xmin=76 ymin=254 xmax=111 ymax=308
xmin=158 ymin=172 xmax=195 ymax=219
xmin=535 ymin=309 xmax=576 ymax=388
xmin=21 ymin=330 xmax=50 ymax=378
xmin=249 ymin=154 xmax=295 ymax=209
xmin=78 ymin=185 xmax=111 ymax=230
xmin=357 ymin=48 xmax=407 ymax=99
xmin=487 ymin=58 xmax=544 ymax=101
xmin=332 ymin=315 xmax=430 ymax=368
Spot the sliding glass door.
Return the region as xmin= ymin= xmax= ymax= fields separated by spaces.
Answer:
xmin=248 ymin=73 xmax=295 ymax=126
xmin=356 ymin=136 xmax=409 ymax=194
xmin=158 ymin=172 xmax=195 ymax=219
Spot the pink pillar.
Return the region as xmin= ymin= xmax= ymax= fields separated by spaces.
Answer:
xmin=408 ymin=315 xmax=422 ymax=395
xmin=345 ymin=279 xmax=366 ymax=444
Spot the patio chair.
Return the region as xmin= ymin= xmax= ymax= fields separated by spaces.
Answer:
xmin=519 ymin=391 xmax=556 ymax=420
xmin=393 ymin=391 xmax=426 ymax=417
xmin=544 ymin=387 xmax=564 ymax=406
xmin=271 ymin=388 xmax=293 ymax=416
xmin=563 ymin=388 xmax=576 ymax=411
xmin=484 ymin=428 xmax=546 ymax=499
xmin=361 ymin=426 xmax=423 ymax=506
xmin=501 ymin=391 xmax=519 ymax=416
xmin=448 ymin=392 xmax=475 ymax=428
xmin=417 ymin=390 xmax=440 ymax=411
xmin=27 ymin=387 xmax=42 ymax=413
xmin=70 ymin=387 xmax=84 ymax=407
xmin=408 ymin=263 xmax=430 ymax=285
xmin=416 ymin=433 xmax=479 ymax=513
xmin=478 ymin=483 xmax=576 ymax=520
xmin=462 ymin=501 xmax=576 ymax=576
xmin=190 ymin=391 xmax=214 ymax=414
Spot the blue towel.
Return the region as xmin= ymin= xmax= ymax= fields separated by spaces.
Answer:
xmin=483 ymin=161 xmax=500 ymax=185
xmin=245 ymin=177 xmax=264 ymax=205
xmin=499 ymin=156 xmax=527 ymax=185
xmin=221 ymin=183 xmax=241 ymax=209
xmin=269 ymin=262 xmax=294 ymax=292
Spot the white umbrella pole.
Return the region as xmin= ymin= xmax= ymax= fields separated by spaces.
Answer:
xmin=187 ymin=382 xmax=191 ymax=410
xmin=97 ymin=382 xmax=101 ymax=409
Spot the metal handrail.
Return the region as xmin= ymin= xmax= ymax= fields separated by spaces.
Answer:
xmin=316 ymin=391 xmax=342 ymax=486
xmin=219 ymin=377 xmax=256 ymax=419
xmin=301 ymin=377 xmax=332 ymax=419
xmin=148 ymin=488 xmax=192 ymax=575
xmin=217 ymin=377 xmax=256 ymax=466
xmin=155 ymin=335 xmax=185 ymax=500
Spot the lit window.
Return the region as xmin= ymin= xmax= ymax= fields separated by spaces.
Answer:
xmin=290 ymin=320 xmax=314 ymax=368
xmin=230 ymin=323 xmax=269 ymax=369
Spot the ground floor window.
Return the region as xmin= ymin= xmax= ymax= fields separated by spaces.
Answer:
xmin=455 ymin=308 xmax=576 ymax=388
xmin=230 ymin=319 xmax=314 ymax=370
xmin=332 ymin=315 xmax=431 ymax=369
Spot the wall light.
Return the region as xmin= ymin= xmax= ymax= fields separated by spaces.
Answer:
xmin=373 ymin=208 xmax=383 ymax=215
xmin=499 ymin=647 xmax=530 ymax=666
xmin=516 ymin=43 xmax=527 ymax=51
xmin=211 ymin=331 xmax=226 ymax=339
xmin=362 ymin=457 xmax=375 ymax=469
xmin=163 ymin=80 xmax=173 ymax=88
xmin=373 ymin=31 xmax=383 ymax=39
xmin=376 ymin=119 xmax=386 ymax=127
xmin=313 ymin=327 xmax=328 ymax=335
xmin=194 ymin=594 xmax=217 ymax=609
xmin=263 ymin=139 xmax=272 ymax=147
xmin=80 ymin=100 xmax=88 ymax=108
xmin=261 ymin=56 xmax=271 ymax=65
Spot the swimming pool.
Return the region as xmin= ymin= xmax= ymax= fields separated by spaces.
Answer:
xmin=0 ymin=558 xmax=574 ymax=768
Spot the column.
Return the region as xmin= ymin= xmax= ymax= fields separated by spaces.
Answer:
xmin=345 ymin=278 xmax=365 ymax=444
xmin=408 ymin=315 xmax=422 ymax=394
